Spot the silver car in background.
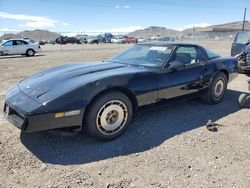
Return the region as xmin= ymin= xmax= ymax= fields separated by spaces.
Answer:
xmin=111 ymin=37 xmax=125 ymax=44
xmin=0 ymin=39 xmax=41 ymax=57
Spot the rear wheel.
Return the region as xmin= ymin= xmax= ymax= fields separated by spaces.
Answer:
xmin=84 ymin=91 xmax=133 ymax=140
xmin=200 ymin=72 xmax=228 ymax=104
xmin=26 ymin=49 xmax=35 ymax=57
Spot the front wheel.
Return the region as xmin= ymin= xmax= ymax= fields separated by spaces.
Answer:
xmin=84 ymin=91 xmax=133 ymax=140
xmin=200 ymin=72 xmax=228 ymax=104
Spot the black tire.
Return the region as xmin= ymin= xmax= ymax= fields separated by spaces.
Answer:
xmin=84 ymin=91 xmax=133 ymax=141
xmin=200 ymin=72 xmax=228 ymax=104
xmin=238 ymin=93 xmax=250 ymax=108
xmin=26 ymin=49 xmax=35 ymax=57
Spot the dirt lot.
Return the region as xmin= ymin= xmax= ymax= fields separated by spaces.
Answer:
xmin=0 ymin=41 xmax=249 ymax=188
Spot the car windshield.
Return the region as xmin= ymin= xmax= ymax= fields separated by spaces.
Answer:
xmin=204 ymin=48 xmax=220 ymax=59
xmin=109 ymin=44 xmax=175 ymax=67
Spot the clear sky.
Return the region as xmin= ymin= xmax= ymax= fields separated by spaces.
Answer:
xmin=0 ymin=0 xmax=249 ymax=33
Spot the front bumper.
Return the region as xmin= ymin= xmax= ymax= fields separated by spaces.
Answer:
xmin=3 ymin=85 xmax=85 ymax=132
xmin=3 ymin=103 xmax=85 ymax=132
xmin=4 ymin=103 xmax=27 ymax=131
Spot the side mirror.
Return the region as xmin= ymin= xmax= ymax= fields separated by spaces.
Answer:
xmin=168 ymin=60 xmax=185 ymax=71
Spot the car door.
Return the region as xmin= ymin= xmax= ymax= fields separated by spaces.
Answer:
xmin=1 ymin=40 xmax=16 ymax=55
xmin=231 ymin=32 xmax=249 ymax=56
xmin=14 ymin=40 xmax=25 ymax=54
xmin=15 ymin=40 xmax=28 ymax=54
xmin=158 ymin=45 xmax=211 ymax=99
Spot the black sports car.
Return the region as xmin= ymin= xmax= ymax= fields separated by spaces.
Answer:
xmin=3 ymin=42 xmax=238 ymax=140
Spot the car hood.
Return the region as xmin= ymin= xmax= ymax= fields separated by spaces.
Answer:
xmin=18 ymin=61 xmax=146 ymax=102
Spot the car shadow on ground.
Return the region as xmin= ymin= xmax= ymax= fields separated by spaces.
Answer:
xmin=0 ymin=54 xmax=45 ymax=59
xmin=21 ymin=89 xmax=243 ymax=165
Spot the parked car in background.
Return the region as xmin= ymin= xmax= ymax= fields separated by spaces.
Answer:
xmin=150 ymin=35 xmax=160 ymax=40
xmin=67 ymin=37 xmax=81 ymax=44
xmin=75 ymin=34 xmax=88 ymax=44
xmin=0 ymin=39 xmax=41 ymax=56
xmin=39 ymin=40 xmax=47 ymax=45
xmin=87 ymin=37 xmax=99 ymax=44
xmin=231 ymin=32 xmax=250 ymax=56
xmin=55 ymin=36 xmax=81 ymax=44
xmin=55 ymin=36 xmax=67 ymax=44
xmin=22 ymin=38 xmax=36 ymax=43
xmin=96 ymin=35 xmax=104 ymax=43
xmin=47 ymin=40 xmax=55 ymax=45
xmin=161 ymin=37 xmax=174 ymax=41
xmin=103 ymin=33 xmax=114 ymax=43
xmin=236 ymin=42 xmax=250 ymax=73
xmin=124 ymin=36 xmax=138 ymax=43
xmin=96 ymin=33 xmax=114 ymax=43
xmin=111 ymin=37 xmax=125 ymax=43
xmin=39 ymin=40 xmax=55 ymax=45
xmin=3 ymin=42 xmax=237 ymax=140
xmin=137 ymin=38 xmax=145 ymax=43
xmin=231 ymin=32 xmax=250 ymax=73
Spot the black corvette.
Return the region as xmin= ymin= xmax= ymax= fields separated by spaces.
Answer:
xmin=3 ymin=42 xmax=238 ymax=140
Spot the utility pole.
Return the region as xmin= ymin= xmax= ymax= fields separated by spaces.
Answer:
xmin=242 ymin=8 xmax=247 ymax=31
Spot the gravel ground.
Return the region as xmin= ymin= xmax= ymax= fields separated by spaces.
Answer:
xmin=0 ymin=42 xmax=249 ymax=188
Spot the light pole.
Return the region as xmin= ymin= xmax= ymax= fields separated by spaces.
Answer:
xmin=242 ymin=8 xmax=247 ymax=31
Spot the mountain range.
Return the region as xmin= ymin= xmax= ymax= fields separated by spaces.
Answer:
xmin=1 ymin=21 xmax=249 ymax=41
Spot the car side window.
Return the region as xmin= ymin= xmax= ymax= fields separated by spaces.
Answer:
xmin=16 ymin=40 xmax=28 ymax=45
xmin=172 ymin=46 xmax=199 ymax=65
xmin=3 ymin=41 xmax=13 ymax=46
xmin=15 ymin=40 xmax=22 ymax=45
